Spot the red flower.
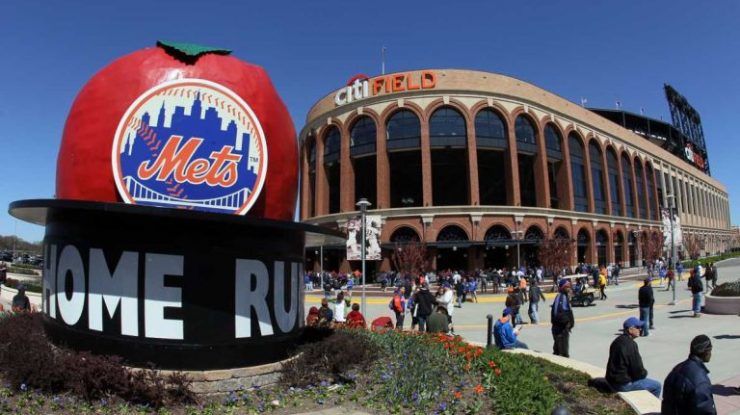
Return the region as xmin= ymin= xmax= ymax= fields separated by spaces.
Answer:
xmin=487 ymin=360 xmax=496 ymax=368
xmin=474 ymin=384 xmax=484 ymax=394
xmin=495 ymin=368 xmax=502 ymax=376
xmin=454 ymin=391 xmax=462 ymax=399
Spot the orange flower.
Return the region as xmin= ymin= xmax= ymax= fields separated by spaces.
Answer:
xmin=487 ymin=360 xmax=496 ymax=368
xmin=474 ymin=384 xmax=484 ymax=394
xmin=495 ymin=368 xmax=502 ymax=376
xmin=454 ymin=391 xmax=462 ymax=399
xmin=465 ymin=362 xmax=472 ymax=371
xmin=457 ymin=346 xmax=466 ymax=353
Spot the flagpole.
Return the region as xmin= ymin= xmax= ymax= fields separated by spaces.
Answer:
xmin=381 ymin=46 xmax=386 ymax=75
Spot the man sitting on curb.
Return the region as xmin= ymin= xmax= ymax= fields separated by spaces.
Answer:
xmin=493 ymin=307 xmax=528 ymax=350
xmin=662 ymin=334 xmax=717 ymax=414
xmin=605 ymin=317 xmax=662 ymax=398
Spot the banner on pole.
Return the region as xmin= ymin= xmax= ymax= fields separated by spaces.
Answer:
xmin=346 ymin=215 xmax=382 ymax=261
xmin=661 ymin=208 xmax=683 ymax=252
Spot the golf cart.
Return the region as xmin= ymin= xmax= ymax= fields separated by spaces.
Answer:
xmin=562 ymin=275 xmax=596 ymax=307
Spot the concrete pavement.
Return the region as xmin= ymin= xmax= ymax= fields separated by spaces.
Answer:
xmin=307 ymin=259 xmax=740 ymax=414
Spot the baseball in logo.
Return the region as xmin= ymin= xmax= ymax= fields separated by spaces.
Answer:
xmin=112 ymin=79 xmax=267 ymax=215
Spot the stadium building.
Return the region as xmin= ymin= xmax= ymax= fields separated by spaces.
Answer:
xmin=299 ymin=69 xmax=732 ymax=274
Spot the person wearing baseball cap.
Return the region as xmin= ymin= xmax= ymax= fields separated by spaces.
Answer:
xmin=493 ymin=307 xmax=528 ymax=350
xmin=662 ymin=334 xmax=717 ymax=414
xmin=551 ymin=278 xmax=574 ymax=357
xmin=605 ymin=317 xmax=662 ymax=398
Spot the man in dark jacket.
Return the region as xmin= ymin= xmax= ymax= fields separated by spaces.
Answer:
xmin=551 ymin=279 xmax=574 ymax=357
xmin=689 ymin=270 xmax=704 ymax=317
xmin=605 ymin=317 xmax=661 ymax=397
xmin=412 ymin=283 xmax=437 ymax=332
xmin=638 ymin=278 xmax=654 ymax=336
xmin=662 ymin=334 xmax=716 ymax=415
xmin=528 ymin=279 xmax=546 ymax=324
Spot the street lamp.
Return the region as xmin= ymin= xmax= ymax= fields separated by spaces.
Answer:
xmin=666 ymin=194 xmax=678 ymax=305
xmin=356 ymin=198 xmax=371 ymax=315
xmin=511 ymin=230 xmax=524 ymax=270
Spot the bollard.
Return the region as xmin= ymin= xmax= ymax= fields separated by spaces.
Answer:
xmin=486 ymin=314 xmax=494 ymax=348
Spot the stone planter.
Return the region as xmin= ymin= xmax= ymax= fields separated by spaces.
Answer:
xmin=704 ymin=294 xmax=740 ymax=315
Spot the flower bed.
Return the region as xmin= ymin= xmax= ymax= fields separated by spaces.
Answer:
xmin=0 ymin=317 xmax=632 ymax=414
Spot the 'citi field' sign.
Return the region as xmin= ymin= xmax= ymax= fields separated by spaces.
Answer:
xmin=334 ymin=71 xmax=437 ymax=106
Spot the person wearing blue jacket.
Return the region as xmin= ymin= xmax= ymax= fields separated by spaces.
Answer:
xmin=493 ymin=307 xmax=528 ymax=350
xmin=662 ymin=335 xmax=717 ymax=415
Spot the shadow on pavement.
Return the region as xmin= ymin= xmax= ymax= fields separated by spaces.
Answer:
xmin=669 ymin=315 xmax=697 ymax=319
xmin=668 ymin=310 xmax=692 ymax=314
xmin=713 ymin=334 xmax=740 ymax=340
xmin=615 ymin=304 xmax=639 ymax=309
xmin=711 ymin=384 xmax=740 ymax=397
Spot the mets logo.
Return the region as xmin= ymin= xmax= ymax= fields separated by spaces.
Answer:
xmin=112 ymin=79 xmax=267 ymax=215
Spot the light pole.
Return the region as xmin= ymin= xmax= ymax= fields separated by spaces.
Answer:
xmin=511 ymin=230 xmax=524 ymax=270
xmin=356 ymin=198 xmax=371 ymax=315
xmin=666 ymin=194 xmax=678 ymax=305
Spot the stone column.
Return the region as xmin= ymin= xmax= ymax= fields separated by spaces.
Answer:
xmin=535 ymin=121 xmax=550 ymax=208
xmin=376 ymin=117 xmax=390 ymax=210
xmin=339 ymin=125 xmax=354 ymax=212
xmin=421 ymin=117 xmax=433 ymax=207
xmin=466 ymin=114 xmax=481 ymax=206
xmin=315 ymin=131 xmax=329 ymax=216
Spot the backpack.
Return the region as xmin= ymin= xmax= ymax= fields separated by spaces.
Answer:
xmin=389 ymin=295 xmax=403 ymax=312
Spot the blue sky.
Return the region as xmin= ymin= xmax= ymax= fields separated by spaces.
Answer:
xmin=1 ymin=1 xmax=739 ymax=242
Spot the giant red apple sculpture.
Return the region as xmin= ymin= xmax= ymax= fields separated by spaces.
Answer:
xmin=56 ymin=41 xmax=297 ymax=220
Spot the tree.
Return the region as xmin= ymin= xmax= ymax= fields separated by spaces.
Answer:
xmin=537 ymin=236 xmax=573 ymax=275
xmin=640 ymin=231 xmax=664 ymax=265
xmin=682 ymin=233 xmax=705 ymax=260
xmin=391 ymin=242 xmax=429 ymax=276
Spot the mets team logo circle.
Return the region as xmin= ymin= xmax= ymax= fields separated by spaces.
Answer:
xmin=112 ymin=79 xmax=267 ymax=215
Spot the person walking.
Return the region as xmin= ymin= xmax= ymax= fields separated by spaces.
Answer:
xmin=662 ymin=334 xmax=717 ymax=415
xmin=638 ymin=278 xmax=654 ymax=336
xmin=676 ymin=262 xmax=684 ymax=281
xmin=454 ymin=278 xmax=465 ymax=308
xmin=390 ymin=287 xmax=407 ymax=329
xmin=689 ymin=269 xmax=704 ymax=317
xmin=412 ymin=283 xmax=437 ymax=332
xmin=605 ymin=317 xmax=662 ymax=398
xmin=528 ymin=278 xmax=546 ymax=324
xmin=710 ymin=263 xmax=718 ymax=291
xmin=665 ymin=267 xmax=675 ymax=292
xmin=551 ymin=279 xmax=574 ymax=358
xmin=613 ymin=263 xmax=621 ymax=285
xmin=599 ymin=272 xmax=608 ymax=300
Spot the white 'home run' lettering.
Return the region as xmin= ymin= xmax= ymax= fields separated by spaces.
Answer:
xmin=234 ymin=259 xmax=274 ymax=338
xmin=57 ymin=245 xmax=86 ymax=326
xmin=88 ymin=249 xmax=139 ymax=336
xmin=144 ymin=253 xmax=184 ymax=340
xmin=272 ymin=261 xmax=299 ymax=333
xmin=43 ymin=244 xmax=57 ymax=318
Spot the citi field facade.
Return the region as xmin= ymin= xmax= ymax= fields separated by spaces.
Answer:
xmin=299 ymin=69 xmax=732 ymax=273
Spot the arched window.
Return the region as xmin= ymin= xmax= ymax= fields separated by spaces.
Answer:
xmin=596 ymin=229 xmax=609 ymax=266
xmin=350 ymin=117 xmax=377 ymax=207
xmin=323 ymin=126 xmax=341 ymax=214
xmin=390 ymin=227 xmax=420 ymax=243
xmin=323 ymin=126 xmax=341 ymax=163
xmin=307 ymin=138 xmax=316 ymax=217
xmin=646 ymin=164 xmax=658 ymax=220
xmin=577 ymin=228 xmax=591 ymax=263
xmin=431 ymin=107 xmax=468 ymax=205
xmin=475 ymin=109 xmax=507 ymax=149
xmin=606 ymin=148 xmax=622 ymax=216
xmin=386 ymin=110 xmax=420 ymax=150
xmin=634 ymin=159 xmax=646 ymax=219
xmin=525 ymin=226 xmax=544 ymax=242
xmin=430 ymin=107 xmax=466 ymax=148
xmin=485 ymin=225 xmax=511 ymax=243
xmin=569 ymin=134 xmax=588 ymax=212
xmin=545 ymin=124 xmax=562 ymax=157
xmin=349 ymin=116 xmax=376 ymax=156
xmin=387 ymin=110 xmax=422 ymax=208
xmin=545 ymin=124 xmax=564 ymax=209
xmin=477 ymin=109 xmax=508 ymax=206
xmin=436 ymin=225 xmax=469 ymax=243
xmin=515 ymin=115 xmax=537 ymax=153
xmin=621 ymin=154 xmax=635 ymax=218
xmin=516 ymin=115 xmax=538 ymax=207
xmin=589 ymin=141 xmax=606 ymax=214
xmin=554 ymin=227 xmax=570 ymax=240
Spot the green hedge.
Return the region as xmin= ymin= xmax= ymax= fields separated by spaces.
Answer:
xmin=7 ymin=263 xmax=41 ymax=271
xmin=2 ymin=278 xmax=42 ymax=293
xmin=682 ymin=251 xmax=740 ymax=269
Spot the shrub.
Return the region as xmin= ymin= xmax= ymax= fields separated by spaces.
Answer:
xmin=711 ymin=280 xmax=740 ymax=297
xmin=2 ymin=277 xmax=43 ymax=293
xmin=0 ymin=313 xmax=195 ymax=407
xmin=7 ymin=263 xmax=41 ymax=271
xmin=7 ymin=266 xmax=39 ymax=276
xmin=281 ymin=328 xmax=379 ymax=387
